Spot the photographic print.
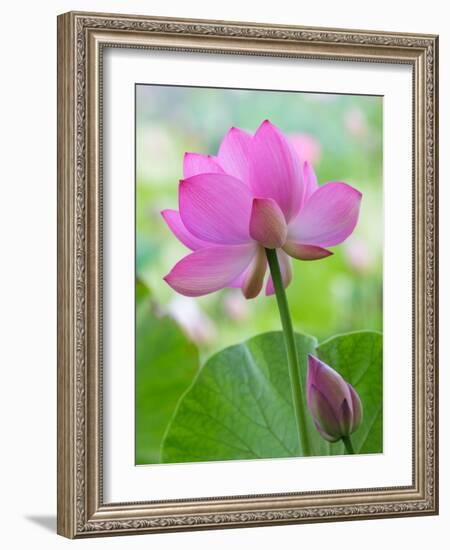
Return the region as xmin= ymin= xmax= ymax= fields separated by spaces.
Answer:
xmin=57 ymin=12 xmax=438 ymax=537
xmin=135 ymin=84 xmax=383 ymax=465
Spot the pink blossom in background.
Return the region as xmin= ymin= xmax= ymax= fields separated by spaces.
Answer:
xmin=344 ymin=237 xmax=372 ymax=274
xmin=288 ymin=133 xmax=322 ymax=165
xmin=162 ymin=120 xmax=362 ymax=299
xmin=344 ymin=107 xmax=368 ymax=137
xmin=167 ymin=296 xmax=217 ymax=345
xmin=223 ymin=292 xmax=250 ymax=322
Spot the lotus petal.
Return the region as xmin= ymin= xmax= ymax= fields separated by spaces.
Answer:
xmin=283 ymin=241 xmax=332 ymax=261
xmin=249 ymin=120 xmax=304 ymax=222
xmin=217 ymin=127 xmax=252 ymax=184
xmin=249 ymin=197 xmax=288 ymax=249
xmin=161 ymin=209 xmax=210 ymax=251
xmin=164 ymin=244 xmax=256 ymax=297
xmin=183 ymin=153 xmax=223 ymax=178
xmin=289 ymin=182 xmax=362 ymax=247
xmin=179 ymin=173 xmax=253 ymax=245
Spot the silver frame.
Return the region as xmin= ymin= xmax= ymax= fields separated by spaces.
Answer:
xmin=57 ymin=11 xmax=439 ymax=538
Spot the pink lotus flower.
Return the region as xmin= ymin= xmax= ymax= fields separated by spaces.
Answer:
xmin=307 ymin=354 xmax=363 ymax=442
xmin=344 ymin=237 xmax=372 ymax=274
xmin=344 ymin=107 xmax=368 ymax=137
xmin=162 ymin=120 xmax=362 ymax=299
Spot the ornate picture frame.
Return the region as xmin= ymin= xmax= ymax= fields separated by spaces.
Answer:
xmin=57 ymin=11 xmax=438 ymax=538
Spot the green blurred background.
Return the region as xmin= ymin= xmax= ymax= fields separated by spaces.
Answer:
xmin=135 ymin=84 xmax=383 ymax=464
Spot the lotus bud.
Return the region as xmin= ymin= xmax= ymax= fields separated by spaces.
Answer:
xmin=306 ymin=354 xmax=363 ymax=443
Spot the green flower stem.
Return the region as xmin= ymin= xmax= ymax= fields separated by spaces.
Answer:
xmin=265 ymin=248 xmax=311 ymax=456
xmin=342 ymin=435 xmax=355 ymax=455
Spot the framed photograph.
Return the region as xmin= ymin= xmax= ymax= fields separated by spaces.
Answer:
xmin=57 ymin=11 xmax=439 ymax=538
